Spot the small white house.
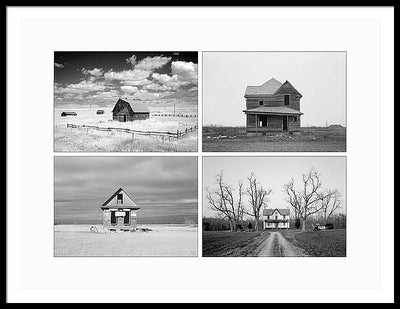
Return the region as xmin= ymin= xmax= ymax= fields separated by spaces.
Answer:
xmin=262 ymin=208 xmax=290 ymax=229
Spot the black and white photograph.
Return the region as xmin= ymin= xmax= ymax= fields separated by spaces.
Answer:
xmin=203 ymin=51 xmax=346 ymax=152
xmin=54 ymin=156 xmax=198 ymax=257
xmin=54 ymin=51 xmax=198 ymax=152
xmin=203 ymin=156 xmax=346 ymax=257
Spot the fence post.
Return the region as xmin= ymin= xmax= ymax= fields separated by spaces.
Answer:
xmin=177 ymin=130 xmax=179 ymax=138
xmin=132 ymin=133 xmax=135 ymax=139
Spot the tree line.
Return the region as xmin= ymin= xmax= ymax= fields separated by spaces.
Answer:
xmin=205 ymin=168 xmax=343 ymax=232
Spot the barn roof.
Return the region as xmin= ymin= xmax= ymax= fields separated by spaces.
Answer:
xmin=244 ymin=78 xmax=283 ymax=97
xmin=243 ymin=106 xmax=303 ymax=115
xmin=263 ymin=208 xmax=290 ymax=216
xmin=101 ymin=188 xmax=140 ymax=209
xmin=112 ymin=98 xmax=150 ymax=115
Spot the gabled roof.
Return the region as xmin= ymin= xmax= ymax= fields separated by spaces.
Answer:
xmin=101 ymin=188 xmax=140 ymax=209
xmin=243 ymin=106 xmax=303 ymax=115
xmin=245 ymin=78 xmax=282 ymax=97
xmin=112 ymin=98 xmax=150 ymax=115
xmin=263 ymin=208 xmax=290 ymax=216
xmin=275 ymin=80 xmax=302 ymax=97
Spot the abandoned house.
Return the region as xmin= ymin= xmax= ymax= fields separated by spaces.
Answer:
xmin=112 ymin=98 xmax=150 ymax=122
xmin=262 ymin=208 xmax=290 ymax=229
xmin=243 ymin=78 xmax=303 ymax=134
xmin=100 ymin=188 xmax=140 ymax=231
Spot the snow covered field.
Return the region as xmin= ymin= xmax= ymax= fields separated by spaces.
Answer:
xmin=54 ymin=104 xmax=198 ymax=152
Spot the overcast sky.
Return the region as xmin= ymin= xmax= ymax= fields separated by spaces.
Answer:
xmin=203 ymin=52 xmax=346 ymax=127
xmin=55 ymin=157 xmax=197 ymax=224
xmin=203 ymin=157 xmax=346 ymax=218
xmin=54 ymin=51 xmax=198 ymax=106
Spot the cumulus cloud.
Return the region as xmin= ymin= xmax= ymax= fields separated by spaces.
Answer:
xmin=171 ymin=61 xmax=197 ymax=82
xmin=151 ymin=73 xmax=190 ymax=89
xmin=82 ymin=67 xmax=104 ymax=77
xmin=135 ymin=56 xmax=172 ymax=71
xmin=55 ymin=62 xmax=64 ymax=68
xmin=120 ymin=85 xmax=139 ymax=93
xmin=104 ymin=69 xmax=151 ymax=82
xmin=55 ymin=79 xmax=106 ymax=94
xmin=125 ymin=54 xmax=137 ymax=67
xmin=143 ymin=83 xmax=171 ymax=92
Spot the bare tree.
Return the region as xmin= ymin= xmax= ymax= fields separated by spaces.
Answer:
xmin=283 ymin=168 xmax=334 ymax=230
xmin=244 ymin=173 xmax=272 ymax=231
xmin=319 ymin=189 xmax=341 ymax=224
xmin=205 ymin=171 xmax=245 ymax=232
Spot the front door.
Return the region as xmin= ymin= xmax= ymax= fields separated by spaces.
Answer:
xmin=123 ymin=115 xmax=127 ymax=122
xmin=282 ymin=116 xmax=288 ymax=131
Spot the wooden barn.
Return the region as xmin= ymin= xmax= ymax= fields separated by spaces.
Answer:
xmin=243 ymin=78 xmax=303 ymax=134
xmin=112 ymin=98 xmax=150 ymax=122
xmin=100 ymin=188 xmax=140 ymax=231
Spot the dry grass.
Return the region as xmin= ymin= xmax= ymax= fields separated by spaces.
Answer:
xmin=54 ymin=224 xmax=198 ymax=257
xmin=202 ymin=126 xmax=346 ymax=152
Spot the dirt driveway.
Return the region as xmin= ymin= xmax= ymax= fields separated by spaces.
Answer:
xmin=257 ymin=231 xmax=307 ymax=257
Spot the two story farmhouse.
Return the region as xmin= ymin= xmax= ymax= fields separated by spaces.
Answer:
xmin=243 ymin=78 xmax=303 ymax=134
xmin=100 ymin=188 xmax=140 ymax=231
xmin=262 ymin=208 xmax=290 ymax=229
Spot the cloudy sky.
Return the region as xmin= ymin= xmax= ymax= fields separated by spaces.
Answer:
xmin=203 ymin=52 xmax=346 ymax=127
xmin=54 ymin=51 xmax=198 ymax=106
xmin=55 ymin=157 xmax=197 ymax=224
xmin=203 ymin=157 xmax=346 ymax=218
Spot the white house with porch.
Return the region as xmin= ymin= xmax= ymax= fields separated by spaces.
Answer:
xmin=262 ymin=208 xmax=290 ymax=229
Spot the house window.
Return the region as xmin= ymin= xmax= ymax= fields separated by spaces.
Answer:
xmin=283 ymin=215 xmax=286 ymax=219
xmin=111 ymin=211 xmax=116 ymax=225
xmin=267 ymin=215 xmax=270 ymax=219
xmin=259 ymin=100 xmax=264 ymax=106
xmin=275 ymin=215 xmax=278 ymax=220
xmin=284 ymin=95 xmax=290 ymax=105
xmin=117 ymin=193 xmax=123 ymax=204
xmin=293 ymin=116 xmax=298 ymax=122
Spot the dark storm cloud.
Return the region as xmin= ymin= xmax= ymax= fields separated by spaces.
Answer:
xmin=54 ymin=157 xmax=197 ymax=224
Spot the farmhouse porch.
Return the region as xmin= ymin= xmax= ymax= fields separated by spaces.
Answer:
xmin=243 ymin=106 xmax=303 ymax=134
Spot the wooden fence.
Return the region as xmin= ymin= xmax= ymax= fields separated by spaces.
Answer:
xmin=66 ymin=123 xmax=197 ymax=139
xmin=152 ymin=113 xmax=197 ymax=118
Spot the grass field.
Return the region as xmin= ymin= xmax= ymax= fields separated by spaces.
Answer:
xmin=202 ymin=126 xmax=346 ymax=152
xmin=202 ymin=231 xmax=269 ymax=257
xmin=281 ymin=229 xmax=346 ymax=257
xmin=54 ymin=224 xmax=198 ymax=257
xmin=54 ymin=105 xmax=198 ymax=152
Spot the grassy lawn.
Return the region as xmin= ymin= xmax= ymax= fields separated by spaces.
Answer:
xmin=202 ymin=126 xmax=346 ymax=152
xmin=202 ymin=230 xmax=269 ymax=257
xmin=281 ymin=229 xmax=346 ymax=257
